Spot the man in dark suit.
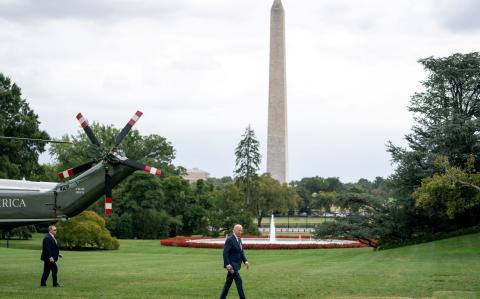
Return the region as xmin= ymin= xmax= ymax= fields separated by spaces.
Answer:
xmin=40 ymin=225 xmax=62 ymax=287
xmin=220 ymin=224 xmax=250 ymax=299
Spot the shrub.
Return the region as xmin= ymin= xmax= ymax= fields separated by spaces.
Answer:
xmin=1 ymin=225 xmax=35 ymax=239
xmin=57 ymin=211 xmax=119 ymax=250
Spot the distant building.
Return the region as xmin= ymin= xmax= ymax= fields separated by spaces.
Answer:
xmin=183 ymin=168 xmax=210 ymax=183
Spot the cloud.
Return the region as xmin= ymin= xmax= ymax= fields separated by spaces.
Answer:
xmin=1 ymin=0 xmax=479 ymax=182
xmin=0 ymin=0 xmax=184 ymax=22
xmin=432 ymin=0 xmax=480 ymax=32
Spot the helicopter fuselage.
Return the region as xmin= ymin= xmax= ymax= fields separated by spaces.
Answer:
xmin=0 ymin=162 xmax=134 ymax=229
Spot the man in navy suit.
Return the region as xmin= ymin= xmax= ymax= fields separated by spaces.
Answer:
xmin=40 ymin=225 xmax=62 ymax=287
xmin=220 ymin=224 xmax=250 ymax=299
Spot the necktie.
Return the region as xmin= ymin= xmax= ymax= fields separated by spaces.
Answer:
xmin=238 ymin=237 xmax=243 ymax=250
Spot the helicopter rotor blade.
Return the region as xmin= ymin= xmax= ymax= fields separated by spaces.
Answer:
xmin=57 ymin=160 xmax=96 ymax=180
xmin=114 ymin=111 xmax=143 ymax=146
xmin=119 ymin=158 xmax=161 ymax=177
xmin=104 ymin=171 xmax=113 ymax=215
xmin=0 ymin=136 xmax=72 ymax=144
xmin=76 ymin=113 xmax=101 ymax=147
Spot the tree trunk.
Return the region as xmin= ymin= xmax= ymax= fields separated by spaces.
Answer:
xmin=357 ymin=238 xmax=378 ymax=248
xmin=257 ymin=215 xmax=262 ymax=227
xmin=454 ymin=178 xmax=480 ymax=192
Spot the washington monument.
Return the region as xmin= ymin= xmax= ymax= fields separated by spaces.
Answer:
xmin=267 ymin=0 xmax=288 ymax=183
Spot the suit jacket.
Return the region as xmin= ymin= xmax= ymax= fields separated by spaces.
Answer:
xmin=223 ymin=234 xmax=247 ymax=271
xmin=40 ymin=233 xmax=60 ymax=262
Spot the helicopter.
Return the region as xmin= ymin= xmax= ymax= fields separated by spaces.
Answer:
xmin=0 ymin=111 xmax=161 ymax=230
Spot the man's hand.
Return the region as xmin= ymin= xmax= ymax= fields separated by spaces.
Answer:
xmin=245 ymin=261 xmax=250 ymax=269
xmin=49 ymin=257 xmax=54 ymax=263
xmin=226 ymin=264 xmax=233 ymax=273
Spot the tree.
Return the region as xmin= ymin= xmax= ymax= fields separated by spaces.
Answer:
xmin=0 ymin=73 xmax=50 ymax=179
xmin=249 ymin=173 xmax=300 ymax=227
xmin=103 ymin=172 xmax=185 ymax=239
xmin=187 ymin=179 xmax=215 ymax=235
xmin=312 ymin=191 xmax=336 ymax=213
xmin=174 ymin=179 xmax=210 ymax=236
xmin=293 ymin=177 xmax=344 ymax=213
xmin=314 ymin=191 xmax=415 ymax=248
xmin=207 ymin=176 xmax=234 ymax=188
xmin=207 ymin=182 xmax=258 ymax=236
xmin=234 ymin=125 xmax=261 ymax=205
xmin=107 ymin=174 xmax=214 ymax=238
xmin=384 ymin=52 xmax=480 ymax=235
xmin=293 ymin=177 xmax=325 ymax=213
xmin=388 ymin=52 xmax=480 ymax=196
xmin=134 ymin=209 xmax=173 ymax=239
xmin=414 ymin=155 xmax=480 ymax=227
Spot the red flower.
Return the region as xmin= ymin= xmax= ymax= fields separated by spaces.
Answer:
xmin=160 ymin=236 xmax=367 ymax=249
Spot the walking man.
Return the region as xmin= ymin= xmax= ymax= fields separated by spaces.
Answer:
xmin=220 ymin=224 xmax=250 ymax=299
xmin=40 ymin=225 xmax=62 ymax=287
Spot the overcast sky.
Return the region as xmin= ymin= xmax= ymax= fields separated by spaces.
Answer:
xmin=1 ymin=0 xmax=479 ymax=182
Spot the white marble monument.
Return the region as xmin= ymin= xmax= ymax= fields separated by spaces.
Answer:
xmin=267 ymin=0 xmax=288 ymax=183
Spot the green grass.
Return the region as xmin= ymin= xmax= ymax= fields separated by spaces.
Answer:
xmin=1 ymin=233 xmax=479 ymax=299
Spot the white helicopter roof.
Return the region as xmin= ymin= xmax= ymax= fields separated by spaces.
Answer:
xmin=0 ymin=179 xmax=58 ymax=192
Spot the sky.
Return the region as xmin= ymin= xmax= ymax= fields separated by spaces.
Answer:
xmin=1 ymin=0 xmax=479 ymax=183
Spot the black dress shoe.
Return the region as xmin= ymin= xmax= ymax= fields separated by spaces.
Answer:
xmin=53 ymin=284 xmax=63 ymax=288
xmin=40 ymin=285 xmax=46 ymax=287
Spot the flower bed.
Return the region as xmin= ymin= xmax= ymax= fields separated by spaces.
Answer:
xmin=160 ymin=236 xmax=368 ymax=249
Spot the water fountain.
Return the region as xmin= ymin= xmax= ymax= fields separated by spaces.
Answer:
xmin=161 ymin=214 xmax=366 ymax=249
xmin=269 ymin=214 xmax=276 ymax=242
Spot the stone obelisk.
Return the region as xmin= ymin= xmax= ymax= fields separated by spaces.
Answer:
xmin=267 ymin=0 xmax=288 ymax=183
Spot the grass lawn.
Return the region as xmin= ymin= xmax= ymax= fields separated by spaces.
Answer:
xmin=0 ymin=233 xmax=479 ymax=299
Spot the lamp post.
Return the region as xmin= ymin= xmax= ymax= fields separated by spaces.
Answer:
xmin=287 ymin=210 xmax=290 ymax=229
xmin=305 ymin=212 xmax=308 ymax=230
xmin=310 ymin=192 xmax=318 ymax=230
